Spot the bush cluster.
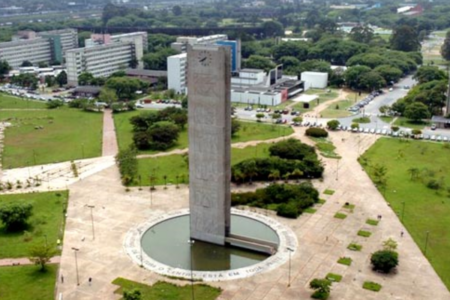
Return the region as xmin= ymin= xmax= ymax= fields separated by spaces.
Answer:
xmin=231 ymin=139 xmax=323 ymax=184
xmin=130 ymin=107 xmax=187 ymax=150
xmin=115 ymin=147 xmax=138 ymax=186
xmin=231 ymin=182 xmax=319 ymax=218
xmin=305 ymin=127 xmax=328 ymax=138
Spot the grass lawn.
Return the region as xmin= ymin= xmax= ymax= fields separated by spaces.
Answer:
xmin=353 ymin=117 xmax=371 ymax=124
xmin=323 ymin=189 xmax=335 ymax=195
xmin=361 ymin=138 xmax=450 ymax=289
xmin=1 ymin=108 xmax=102 ymax=168
xmin=310 ymin=137 xmax=341 ymax=159
xmin=334 ymin=213 xmax=347 ymax=219
xmin=379 ymin=116 xmax=394 ymax=124
xmin=363 ymin=281 xmax=382 ymax=292
xmin=337 ymin=257 xmax=352 ymax=266
xmin=320 ymin=99 xmax=353 ymax=118
xmin=0 ymin=93 xmax=46 ymax=109
xmin=326 ymin=273 xmax=342 ymax=282
xmin=357 ymin=230 xmax=372 ymax=238
xmin=114 ymin=111 xmax=293 ymax=153
xmin=0 ymin=264 xmax=58 ymax=300
xmin=366 ymin=219 xmax=379 ymax=226
xmin=112 ymin=278 xmax=221 ymax=300
xmin=347 ymin=243 xmax=362 ymax=251
xmin=0 ymin=191 xmax=68 ymax=258
xmin=393 ymin=117 xmax=430 ymax=130
xmin=135 ymin=143 xmax=273 ymax=186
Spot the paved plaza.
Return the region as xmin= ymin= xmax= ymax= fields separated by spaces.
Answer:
xmin=52 ymin=128 xmax=449 ymax=300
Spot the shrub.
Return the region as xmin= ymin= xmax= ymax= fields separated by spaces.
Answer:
xmin=231 ymin=183 xmax=320 ymax=219
xmin=427 ymin=179 xmax=441 ymax=190
xmin=391 ymin=125 xmax=400 ymax=132
xmin=327 ymin=120 xmax=340 ymax=130
xmin=46 ymin=100 xmax=64 ymax=109
xmin=269 ymin=138 xmax=317 ymax=160
xmin=0 ymin=203 xmax=33 ymax=231
xmin=347 ymin=243 xmax=362 ymax=251
xmin=310 ymin=278 xmax=332 ymax=300
xmin=116 ymin=147 xmax=138 ymax=186
xmin=363 ymin=281 xmax=382 ymax=292
xmin=326 ymin=273 xmax=342 ymax=282
xmin=337 ymin=257 xmax=352 ymax=266
xmin=370 ymin=250 xmax=398 ymax=273
xmin=306 ymin=127 xmax=329 ymax=138
xmin=351 ymin=122 xmax=359 ymax=129
xmin=277 ymin=202 xmax=299 ymax=218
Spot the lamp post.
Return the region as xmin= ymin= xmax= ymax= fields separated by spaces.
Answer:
xmin=188 ymin=239 xmax=195 ymax=300
xmin=424 ymin=231 xmax=430 ymax=256
xmin=72 ymin=247 xmax=80 ymax=286
xmin=85 ymin=205 xmax=95 ymax=240
xmin=287 ymin=247 xmax=294 ymax=287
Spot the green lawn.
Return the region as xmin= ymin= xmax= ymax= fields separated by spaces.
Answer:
xmin=0 ymin=264 xmax=58 ymax=300
xmin=112 ymin=278 xmax=221 ymax=300
xmin=114 ymin=111 xmax=293 ymax=153
xmin=0 ymin=191 xmax=68 ymax=258
xmin=393 ymin=117 xmax=429 ymax=130
xmin=0 ymin=93 xmax=46 ymax=109
xmin=135 ymin=143 xmax=272 ymax=186
xmin=361 ymin=138 xmax=450 ymax=289
xmin=1 ymin=108 xmax=103 ymax=168
xmin=320 ymin=99 xmax=353 ymax=118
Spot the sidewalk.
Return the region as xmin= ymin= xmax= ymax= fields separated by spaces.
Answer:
xmin=102 ymin=109 xmax=119 ymax=157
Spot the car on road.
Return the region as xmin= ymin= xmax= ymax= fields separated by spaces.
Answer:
xmin=431 ymin=124 xmax=437 ymax=130
xmin=136 ymin=103 xmax=144 ymax=108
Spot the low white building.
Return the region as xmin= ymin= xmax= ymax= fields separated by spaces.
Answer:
xmin=301 ymin=72 xmax=328 ymax=90
xmin=167 ymin=53 xmax=187 ymax=94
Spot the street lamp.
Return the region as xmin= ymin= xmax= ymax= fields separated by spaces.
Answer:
xmin=85 ymin=205 xmax=95 ymax=240
xmin=72 ymin=247 xmax=80 ymax=286
xmin=287 ymin=247 xmax=294 ymax=287
xmin=188 ymin=239 xmax=195 ymax=300
xmin=424 ymin=231 xmax=430 ymax=256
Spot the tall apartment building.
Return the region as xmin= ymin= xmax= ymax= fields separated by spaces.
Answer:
xmin=167 ymin=53 xmax=187 ymax=94
xmin=0 ymin=29 xmax=78 ymax=69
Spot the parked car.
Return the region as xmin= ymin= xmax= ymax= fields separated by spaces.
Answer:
xmin=431 ymin=124 xmax=437 ymax=130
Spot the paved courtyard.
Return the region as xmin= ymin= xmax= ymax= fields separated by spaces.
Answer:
xmin=55 ymin=129 xmax=450 ymax=300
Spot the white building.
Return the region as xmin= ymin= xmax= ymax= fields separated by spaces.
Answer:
xmin=171 ymin=34 xmax=228 ymax=52
xmin=167 ymin=53 xmax=187 ymax=94
xmin=0 ymin=29 xmax=78 ymax=69
xmin=66 ymin=42 xmax=139 ymax=86
xmin=301 ymin=72 xmax=328 ymax=90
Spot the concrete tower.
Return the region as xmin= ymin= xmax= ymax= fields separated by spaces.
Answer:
xmin=187 ymin=44 xmax=231 ymax=245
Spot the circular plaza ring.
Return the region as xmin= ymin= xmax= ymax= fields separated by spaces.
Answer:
xmin=124 ymin=208 xmax=298 ymax=282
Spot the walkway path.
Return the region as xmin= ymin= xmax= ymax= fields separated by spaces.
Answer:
xmin=102 ymin=109 xmax=118 ymax=157
xmin=0 ymin=256 xmax=61 ymax=267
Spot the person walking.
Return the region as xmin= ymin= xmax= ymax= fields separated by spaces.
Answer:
xmin=88 ymin=277 xmax=92 ymax=286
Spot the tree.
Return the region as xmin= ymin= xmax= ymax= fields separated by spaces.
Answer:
xmin=344 ymin=66 xmax=371 ymax=90
xmin=297 ymin=59 xmax=331 ymax=75
xmin=349 ymin=26 xmax=374 ymax=44
xmin=231 ymin=119 xmax=241 ymax=136
xmin=29 ymin=243 xmax=56 ymax=271
xmin=172 ymin=5 xmax=182 ymax=16
xmin=106 ymin=77 xmax=144 ymax=99
xmin=441 ymin=31 xmax=450 ymax=62
xmin=372 ymin=164 xmax=387 ymax=186
xmin=351 ymin=123 xmax=359 ymax=129
xmin=0 ymin=203 xmax=33 ymax=231
xmin=370 ymin=250 xmax=399 ymax=273
xmin=78 ymin=72 xmax=95 ymax=86
xmin=272 ymin=42 xmax=309 ymax=62
xmin=123 ymin=289 xmax=141 ymax=300
xmin=146 ymin=121 xmax=180 ymax=150
xmin=142 ymin=48 xmax=178 ymax=70
xmin=327 ymin=120 xmax=340 ymax=130
xmin=390 ymin=25 xmax=420 ymax=52
xmin=374 ymin=65 xmax=403 ymax=83
xmin=310 ymin=278 xmax=332 ymax=299
xmin=359 ymin=71 xmax=386 ymax=91
xmin=413 ymin=66 xmax=447 ymax=84
xmin=21 ymin=60 xmax=33 ymax=67
xmin=379 ymin=105 xmax=390 ymax=115
xmin=404 ymin=102 xmax=430 ymax=122
xmin=0 ymin=60 xmax=11 ymax=79
xmin=243 ymin=55 xmax=275 ymax=72
xmin=129 ymin=56 xmax=139 ymax=69
xmin=98 ymin=87 xmax=118 ymax=106
xmin=292 ymin=116 xmax=303 ymax=123
xmin=56 ymin=71 xmax=67 ymax=87
xmin=262 ymin=21 xmax=284 ymax=37
xmin=116 ymin=147 xmax=138 ymax=186
xmin=272 ymin=113 xmax=281 ymax=122
xmin=268 ymin=170 xmax=280 ymax=182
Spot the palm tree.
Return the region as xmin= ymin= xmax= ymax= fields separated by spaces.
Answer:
xmin=268 ymin=170 xmax=280 ymax=183
xmin=241 ymin=160 xmax=258 ymax=185
xmin=291 ymin=168 xmax=303 ymax=183
xmin=283 ymin=172 xmax=290 ymax=183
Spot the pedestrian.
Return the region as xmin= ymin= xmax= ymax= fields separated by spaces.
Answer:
xmin=401 ymin=231 xmax=404 ymax=237
xmin=61 ymin=274 xmax=64 ymax=283
xmin=89 ymin=277 xmax=92 ymax=286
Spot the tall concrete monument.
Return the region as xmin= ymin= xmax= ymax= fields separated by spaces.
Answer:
xmin=187 ymin=44 xmax=231 ymax=245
